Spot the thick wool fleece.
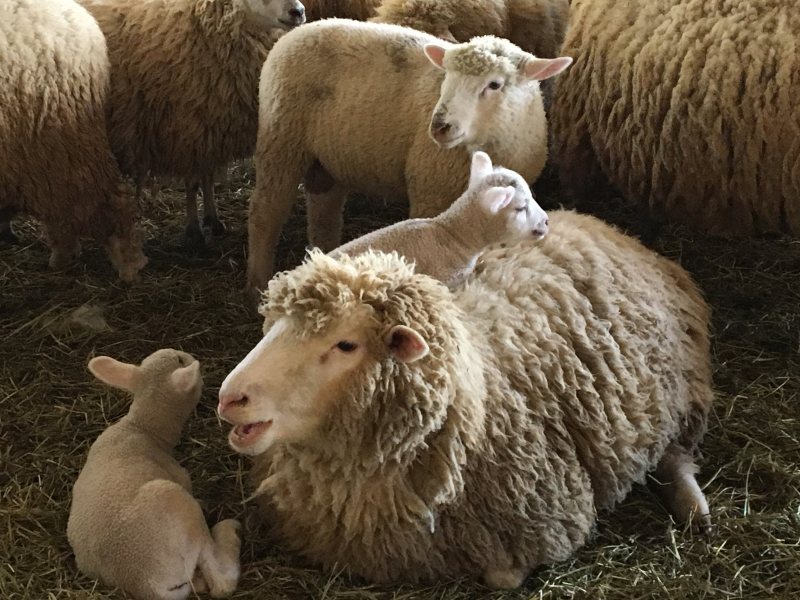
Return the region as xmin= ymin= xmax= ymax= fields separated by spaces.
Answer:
xmin=0 ymin=0 xmax=145 ymax=279
xmin=551 ymin=0 xmax=800 ymax=236
xmin=251 ymin=210 xmax=713 ymax=583
xmin=371 ymin=0 xmax=569 ymax=59
xmin=80 ymin=0 xmax=284 ymax=182
xmin=302 ymin=0 xmax=381 ymax=21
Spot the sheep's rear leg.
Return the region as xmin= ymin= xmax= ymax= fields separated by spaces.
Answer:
xmin=201 ymin=174 xmax=226 ymax=237
xmin=652 ymin=444 xmax=711 ymax=533
xmin=183 ymin=180 xmax=205 ymax=248
xmin=305 ymin=183 xmax=347 ymax=252
xmin=197 ymin=519 xmax=241 ymax=598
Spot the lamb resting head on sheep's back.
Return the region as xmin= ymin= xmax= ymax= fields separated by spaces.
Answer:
xmin=237 ymin=0 xmax=307 ymax=29
xmin=221 ymin=226 xmax=714 ymax=586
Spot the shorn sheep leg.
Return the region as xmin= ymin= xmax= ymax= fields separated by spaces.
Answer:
xmin=652 ymin=444 xmax=711 ymax=533
xmin=184 ymin=180 xmax=205 ymax=248
xmin=197 ymin=519 xmax=241 ymax=598
xmin=201 ymin=174 xmax=226 ymax=237
xmin=305 ymin=183 xmax=347 ymax=252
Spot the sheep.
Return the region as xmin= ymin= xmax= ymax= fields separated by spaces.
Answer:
xmin=550 ymin=0 xmax=800 ymax=236
xmin=78 ymin=0 xmax=306 ymax=247
xmin=0 ymin=0 xmax=147 ymax=281
xmin=369 ymin=0 xmax=570 ymax=61
xmin=67 ymin=349 xmax=241 ymax=599
xmin=219 ymin=210 xmax=714 ymax=587
xmin=245 ymin=18 xmax=572 ymax=301
xmin=330 ymin=151 xmax=550 ymax=288
xmin=302 ymin=0 xmax=380 ymax=21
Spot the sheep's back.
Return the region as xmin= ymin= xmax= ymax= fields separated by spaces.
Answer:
xmin=463 ymin=210 xmax=713 ymax=509
xmin=551 ymin=0 xmax=800 ymax=235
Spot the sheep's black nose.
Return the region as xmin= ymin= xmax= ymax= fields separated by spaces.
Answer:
xmin=289 ymin=6 xmax=305 ymax=19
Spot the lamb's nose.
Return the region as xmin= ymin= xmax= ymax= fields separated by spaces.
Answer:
xmin=218 ymin=391 xmax=248 ymax=416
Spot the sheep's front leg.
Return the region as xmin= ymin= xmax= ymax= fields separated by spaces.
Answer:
xmin=305 ymin=184 xmax=347 ymax=252
xmin=483 ymin=565 xmax=530 ymax=589
xmin=201 ymin=174 xmax=226 ymax=237
xmin=651 ymin=444 xmax=712 ymax=533
xmin=184 ymin=180 xmax=205 ymax=248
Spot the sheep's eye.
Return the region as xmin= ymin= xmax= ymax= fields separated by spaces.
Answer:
xmin=487 ymin=80 xmax=503 ymax=90
xmin=514 ymin=205 xmax=527 ymax=213
xmin=336 ymin=341 xmax=358 ymax=352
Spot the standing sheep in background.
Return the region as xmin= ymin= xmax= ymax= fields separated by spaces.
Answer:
xmin=245 ymin=19 xmax=572 ymax=300
xmin=79 ymin=0 xmax=306 ymax=247
xmin=219 ymin=210 xmax=714 ymax=587
xmin=68 ymin=349 xmax=241 ymax=600
xmin=0 ymin=0 xmax=147 ymax=281
xmin=550 ymin=0 xmax=800 ymax=236
xmin=331 ymin=151 xmax=550 ymax=288
xmin=301 ymin=0 xmax=380 ymax=20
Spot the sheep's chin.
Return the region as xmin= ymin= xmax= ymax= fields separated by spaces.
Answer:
xmin=228 ymin=420 xmax=273 ymax=455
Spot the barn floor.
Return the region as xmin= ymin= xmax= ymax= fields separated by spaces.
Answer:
xmin=2 ymin=164 xmax=799 ymax=599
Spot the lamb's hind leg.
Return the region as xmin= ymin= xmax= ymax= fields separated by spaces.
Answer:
xmin=652 ymin=444 xmax=711 ymax=533
xmin=196 ymin=519 xmax=241 ymax=598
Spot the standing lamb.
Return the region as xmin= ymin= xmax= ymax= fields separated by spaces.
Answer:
xmin=245 ymin=19 xmax=572 ymax=300
xmin=331 ymin=151 xmax=550 ymax=288
xmin=0 ymin=0 xmax=147 ymax=280
xmin=550 ymin=0 xmax=800 ymax=236
xmin=68 ymin=349 xmax=241 ymax=599
xmin=79 ymin=0 xmax=306 ymax=246
xmin=219 ymin=210 xmax=714 ymax=587
xmin=370 ymin=0 xmax=570 ymax=60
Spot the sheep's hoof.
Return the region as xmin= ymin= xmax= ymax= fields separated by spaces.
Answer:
xmin=203 ymin=215 xmax=227 ymax=237
xmin=184 ymin=221 xmax=207 ymax=249
xmin=692 ymin=513 xmax=714 ymax=536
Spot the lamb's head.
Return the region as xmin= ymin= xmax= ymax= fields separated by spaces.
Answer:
xmin=424 ymin=36 xmax=572 ymax=148
xmin=468 ymin=151 xmax=549 ymax=242
xmin=218 ymin=251 xmax=481 ymax=463
xmin=236 ymin=0 xmax=306 ymax=29
xmin=88 ymin=349 xmax=203 ymax=421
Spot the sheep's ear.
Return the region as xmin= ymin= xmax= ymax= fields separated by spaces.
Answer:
xmin=169 ymin=361 xmax=201 ymax=395
xmin=469 ymin=151 xmax=493 ymax=187
xmin=385 ymin=325 xmax=429 ymax=363
xmin=88 ymin=356 xmax=138 ymax=392
xmin=424 ymin=43 xmax=447 ymax=69
xmin=519 ymin=56 xmax=573 ymax=81
xmin=479 ymin=185 xmax=515 ymax=214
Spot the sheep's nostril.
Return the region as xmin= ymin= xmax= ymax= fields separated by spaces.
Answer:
xmin=544 ymin=218 xmax=549 ymax=227
xmin=218 ymin=392 xmax=248 ymax=415
xmin=432 ymin=122 xmax=451 ymax=137
xmin=289 ymin=6 xmax=305 ymax=19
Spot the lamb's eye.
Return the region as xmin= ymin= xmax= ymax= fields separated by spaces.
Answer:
xmin=336 ymin=341 xmax=358 ymax=352
xmin=515 ymin=205 xmax=527 ymax=213
xmin=487 ymin=80 xmax=503 ymax=90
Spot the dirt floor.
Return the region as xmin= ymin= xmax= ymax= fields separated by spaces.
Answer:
xmin=1 ymin=164 xmax=798 ymax=599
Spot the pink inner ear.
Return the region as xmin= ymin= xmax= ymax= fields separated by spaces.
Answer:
xmin=424 ymin=44 xmax=447 ymax=69
xmin=522 ymin=56 xmax=573 ymax=81
xmin=388 ymin=326 xmax=429 ymax=363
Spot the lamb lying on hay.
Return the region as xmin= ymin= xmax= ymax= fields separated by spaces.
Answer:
xmin=219 ymin=210 xmax=714 ymax=588
xmin=550 ymin=0 xmax=800 ymax=236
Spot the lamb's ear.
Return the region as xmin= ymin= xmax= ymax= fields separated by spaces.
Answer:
xmin=480 ymin=185 xmax=516 ymax=214
xmin=169 ymin=361 xmax=201 ymax=395
xmin=424 ymin=43 xmax=447 ymax=69
xmin=469 ymin=151 xmax=493 ymax=187
xmin=385 ymin=325 xmax=429 ymax=363
xmin=519 ymin=56 xmax=573 ymax=81
xmin=88 ymin=356 xmax=138 ymax=392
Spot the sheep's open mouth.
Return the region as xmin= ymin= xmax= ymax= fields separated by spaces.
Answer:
xmin=230 ymin=420 xmax=272 ymax=447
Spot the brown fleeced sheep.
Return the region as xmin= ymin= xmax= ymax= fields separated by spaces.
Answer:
xmin=0 ymin=0 xmax=147 ymax=280
xmin=550 ymin=0 xmax=800 ymax=236
xmin=219 ymin=211 xmax=714 ymax=588
xmin=245 ymin=19 xmax=572 ymax=300
xmin=370 ymin=0 xmax=569 ymax=60
xmin=79 ymin=0 xmax=304 ymax=246
xmin=301 ymin=0 xmax=380 ymax=20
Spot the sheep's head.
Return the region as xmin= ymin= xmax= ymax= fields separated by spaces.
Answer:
xmin=88 ymin=349 xmax=203 ymax=418
xmin=218 ymin=251 xmax=469 ymax=462
xmin=424 ymin=36 xmax=572 ymax=148
xmin=237 ymin=0 xmax=306 ymax=29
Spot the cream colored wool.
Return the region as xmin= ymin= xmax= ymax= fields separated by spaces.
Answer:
xmin=550 ymin=0 xmax=800 ymax=236
xmin=68 ymin=349 xmax=241 ymax=600
xmin=370 ymin=0 xmax=569 ymax=59
xmin=302 ymin=0 xmax=380 ymax=20
xmin=0 ymin=0 xmax=146 ymax=280
xmin=248 ymin=211 xmax=713 ymax=584
xmin=246 ymin=19 xmax=562 ymax=296
xmin=79 ymin=0 xmax=289 ymax=241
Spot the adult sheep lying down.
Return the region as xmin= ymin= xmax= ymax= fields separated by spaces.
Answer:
xmin=219 ymin=211 xmax=714 ymax=587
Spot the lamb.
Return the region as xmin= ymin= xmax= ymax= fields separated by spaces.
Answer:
xmin=0 ymin=0 xmax=147 ymax=281
xmin=331 ymin=151 xmax=549 ymax=288
xmin=550 ymin=0 xmax=800 ymax=236
xmin=219 ymin=211 xmax=714 ymax=587
xmin=78 ymin=0 xmax=306 ymax=247
xmin=370 ymin=0 xmax=570 ymax=60
xmin=245 ymin=19 xmax=572 ymax=300
xmin=67 ymin=349 xmax=241 ymax=599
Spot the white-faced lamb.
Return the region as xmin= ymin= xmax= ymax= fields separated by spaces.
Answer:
xmin=245 ymin=18 xmax=572 ymax=300
xmin=220 ymin=211 xmax=713 ymax=588
xmin=68 ymin=349 xmax=241 ymax=599
xmin=331 ymin=151 xmax=549 ymax=288
xmin=78 ymin=0 xmax=306 ymax=246
xmin=0 ymin=0 xmax=147 ymax=280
